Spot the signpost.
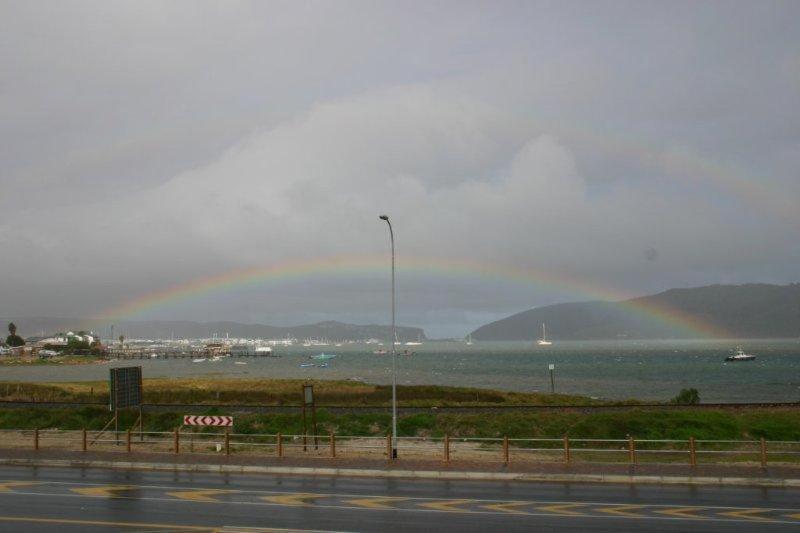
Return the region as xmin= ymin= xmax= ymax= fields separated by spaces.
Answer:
xmin=183 ymin=416 xmax=233 ymax=427
xmin=548 ymin=363 xmax=555 ymax=394
xmin=98 ymin=366 xmax=144 ymax=445
xmin=302 ymin=384 xmax=318 ymax=451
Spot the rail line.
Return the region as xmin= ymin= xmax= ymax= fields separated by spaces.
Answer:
xmin=0 ymin=400 xmax=797 ymax=414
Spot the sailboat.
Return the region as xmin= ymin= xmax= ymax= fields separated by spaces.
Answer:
xmin=465 ymin=334 xmax=473 ymax=346
xmin=536 ymin=323 xmax=553 ymax=346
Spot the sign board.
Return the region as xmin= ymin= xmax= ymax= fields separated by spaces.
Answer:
xmin=183 ymin=415 xmax=233 ymax=427
xmin=548 ymin=364 xmax=555 ymax=371
xmin=109 ymin=366 xmax=142 ymax=410
xmin=303 ymin=384 xmax=314 ymax=406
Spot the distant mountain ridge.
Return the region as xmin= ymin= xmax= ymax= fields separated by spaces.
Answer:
xmin=471 ymin=283 xmax=800 ymax=340
xmin=1 ymin=317 xmax=426 ymax=342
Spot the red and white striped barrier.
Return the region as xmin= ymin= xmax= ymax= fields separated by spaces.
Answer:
xmin=183 ymin=415 xmax=233 ymax=427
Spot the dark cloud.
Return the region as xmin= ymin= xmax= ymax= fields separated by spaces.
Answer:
xmin=1 ymin=1 xmax=799 ymax=337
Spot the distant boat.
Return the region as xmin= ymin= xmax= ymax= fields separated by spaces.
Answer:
xmin=373 ymin=349 xmax=387 ymax=355
xmin=465 ymin=334 xmax=473 ymax=346
xmin=536 ymin=323 xmax=553 ymax=346
xmin=311 ymin=353 xmax=337 ymax=360
xmin=725 ymin=346 xmax=756 ymax=362
xmin=234 ymin=361 xmax=247 ymax=365
xmin=299 ymin=362 xmax=315 ymax=368
xmin=192 ymin=358 xmax=207 ymax=363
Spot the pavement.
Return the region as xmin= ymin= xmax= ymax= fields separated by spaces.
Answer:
xmin=0 ymin=464 xmax=799 ymax=531
xmin=1 ymin=448 xmax=800 ymax=487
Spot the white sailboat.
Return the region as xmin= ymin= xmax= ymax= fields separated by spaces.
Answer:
xmin=465 ymin=334 xmax=473 ymax=346
xmin=536 ymin=323 xmax=552 ymax=346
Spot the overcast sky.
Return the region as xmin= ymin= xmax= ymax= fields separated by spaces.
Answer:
xmin=1 ymin=1 xmax=799 ymax=337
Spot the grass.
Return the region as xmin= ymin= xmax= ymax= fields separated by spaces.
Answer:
xmin=0 ymin=378 xmax=639 ymax=406
xmin=1 ymin=406 xmax=798 ymax=442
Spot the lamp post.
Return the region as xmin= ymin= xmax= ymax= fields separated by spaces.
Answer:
xmin=379 ymin=214 xmax=398 ymax=459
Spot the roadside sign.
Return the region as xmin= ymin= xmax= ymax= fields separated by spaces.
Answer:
xmin=303 ymin=384 xmax=314 ymax=406
xmin=183 ymin=415 xmax=233 ymax=427
xmin=548 ymin=364 xmax=555 ymax=370
xmin=109 ymin=366 xmax=142 ymax=410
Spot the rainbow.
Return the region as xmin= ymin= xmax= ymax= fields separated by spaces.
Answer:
xmin=97 ymin=255 xmax=729 ymax=338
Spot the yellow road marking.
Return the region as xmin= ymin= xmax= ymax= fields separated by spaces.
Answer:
xmin=417 ymin=499 xmax=473 ymax=512
xmin=537 ymin=503 xmax=586 ymax=516
xmin=481 ymin=501 xmax=532 ymax=514
xmin=0 ymin=515 xmax=211 ymax=530
xmin=719 ymin=508 xmax=774 ymax=521
xmin=0 ymin=481 xmax=41 ymax=492
xmin=71 ymin=485 xmax=138 ymax=498
xmin=261 ymin=492 xmax=327 ymax=507
xmin=656 ymin=507 xmax=708 ymax=520
xmin=344 ymin=496 xmax=408 ymax=509
xmin=596 ymin=504 xmax=644 ymax=518
xmin=784 ymin=512 xmax=800 ymax=520
xmin=167 ymin=489 xmax=239 ymax=502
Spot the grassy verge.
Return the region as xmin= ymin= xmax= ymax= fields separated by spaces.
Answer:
xmin=0 ymin=378 xmax=640 ymax=406
xmin=1 ymin=406 xmax=798 ymax=442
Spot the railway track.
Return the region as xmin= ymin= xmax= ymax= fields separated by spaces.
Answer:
xmin=0 ymin=400 xmax=797 ymax=414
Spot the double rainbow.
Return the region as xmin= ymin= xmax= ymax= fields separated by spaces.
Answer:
xmin=98 ymin=255 xmax=728 ymax=338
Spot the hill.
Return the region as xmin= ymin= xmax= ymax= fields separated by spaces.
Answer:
xmin=1 ymin=317 xmax=426 ymax=343
xmin=471 ymin=283 xmax=800 ymax=340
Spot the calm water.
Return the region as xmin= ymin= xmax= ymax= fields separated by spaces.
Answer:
xmin=3 ymin=340 xmax=800 ymax=402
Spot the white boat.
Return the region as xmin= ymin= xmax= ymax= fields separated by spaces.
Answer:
xmin=192 ymin=358 xmax=207 ymax=363
xmin=405 ymin=334 xmax=423 ymax=346
xmin=234 ymin=361 xmax=247 ymax=365
xmin=536 ymin=323 xmax=552 ymax=346
xmin=465 ymin=334 xmax=473 ymax=346
xmin=725 ymin=346 xmax=756 ymax=362
xmin=311 ymin=353 xmax=337 ymax=361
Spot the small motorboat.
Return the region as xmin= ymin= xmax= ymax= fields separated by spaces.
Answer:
xmin=192 ymin=358 xmax=207 ymax=363
xmin=311 ymin=353 xmax=337 ymax=361
xmin=725 ymin=347 xmax=756 ymax=362
xmin=299 ymin=362 xmax=315 ymax=368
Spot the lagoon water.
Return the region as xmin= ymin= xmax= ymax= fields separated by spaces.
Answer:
xmin=3 ymin=339 xmax=800 ymax=402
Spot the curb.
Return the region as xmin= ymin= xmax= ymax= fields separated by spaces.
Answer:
xmin=1 ymin=458 xmax=799 ymax=488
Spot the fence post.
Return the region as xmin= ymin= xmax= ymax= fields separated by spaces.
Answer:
xmin=628 ymin=435 xmax=636 ymax=465
xmin=330 ymin=432 xmax=336 ymax=458
xmin=174 ymin=428 xmax=180 ymax=454
xmin=444 ymin=434 xmax=450 ymax=463
xmin=503 ymin=436 xmax=509 ymax=465
xmin=225 ymin=429 xmax=230 ymax=456
xmin=34 ymin=428 xmax=39 ymax=451
xmin=564 ymin=435 xmax=570 ymax=464
xmin=126 ymin=429 xmax=132 ymax=452
xmin=277 ymin=433 xmax=283 ymax=457
xmin=82 ymin=428 xmax=87 ymax=452
xmin=689 ymin=437 xmax=697 ymax=467
xmin=760 ymin=437 xmax=767 ymax=468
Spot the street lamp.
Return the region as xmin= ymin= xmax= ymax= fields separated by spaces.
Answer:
xmin=379 ymin=214 xmax=398 ymax=459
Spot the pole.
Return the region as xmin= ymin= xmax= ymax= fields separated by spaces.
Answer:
xmin=380 ymin=215 xmax=398 ymax=459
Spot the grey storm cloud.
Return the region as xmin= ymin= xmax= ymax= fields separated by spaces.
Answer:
xmin=1 ymin=1 xmax=799 ymax=337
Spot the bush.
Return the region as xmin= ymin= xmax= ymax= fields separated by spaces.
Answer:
xmin=670 ymin=388 xmax=700 ymax=405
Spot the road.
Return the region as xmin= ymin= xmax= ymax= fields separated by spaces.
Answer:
xmin=0 ymin=466 xmax=798 ymax=531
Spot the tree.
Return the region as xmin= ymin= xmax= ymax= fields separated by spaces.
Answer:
xmin=5 ymin=322 xmax=25 ymax=347
xmin=118 ymin=335 xmax=125 ymax=347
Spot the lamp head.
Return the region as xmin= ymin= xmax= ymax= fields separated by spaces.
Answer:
xmin=379 ymin=215 xmax=389 ymax=221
